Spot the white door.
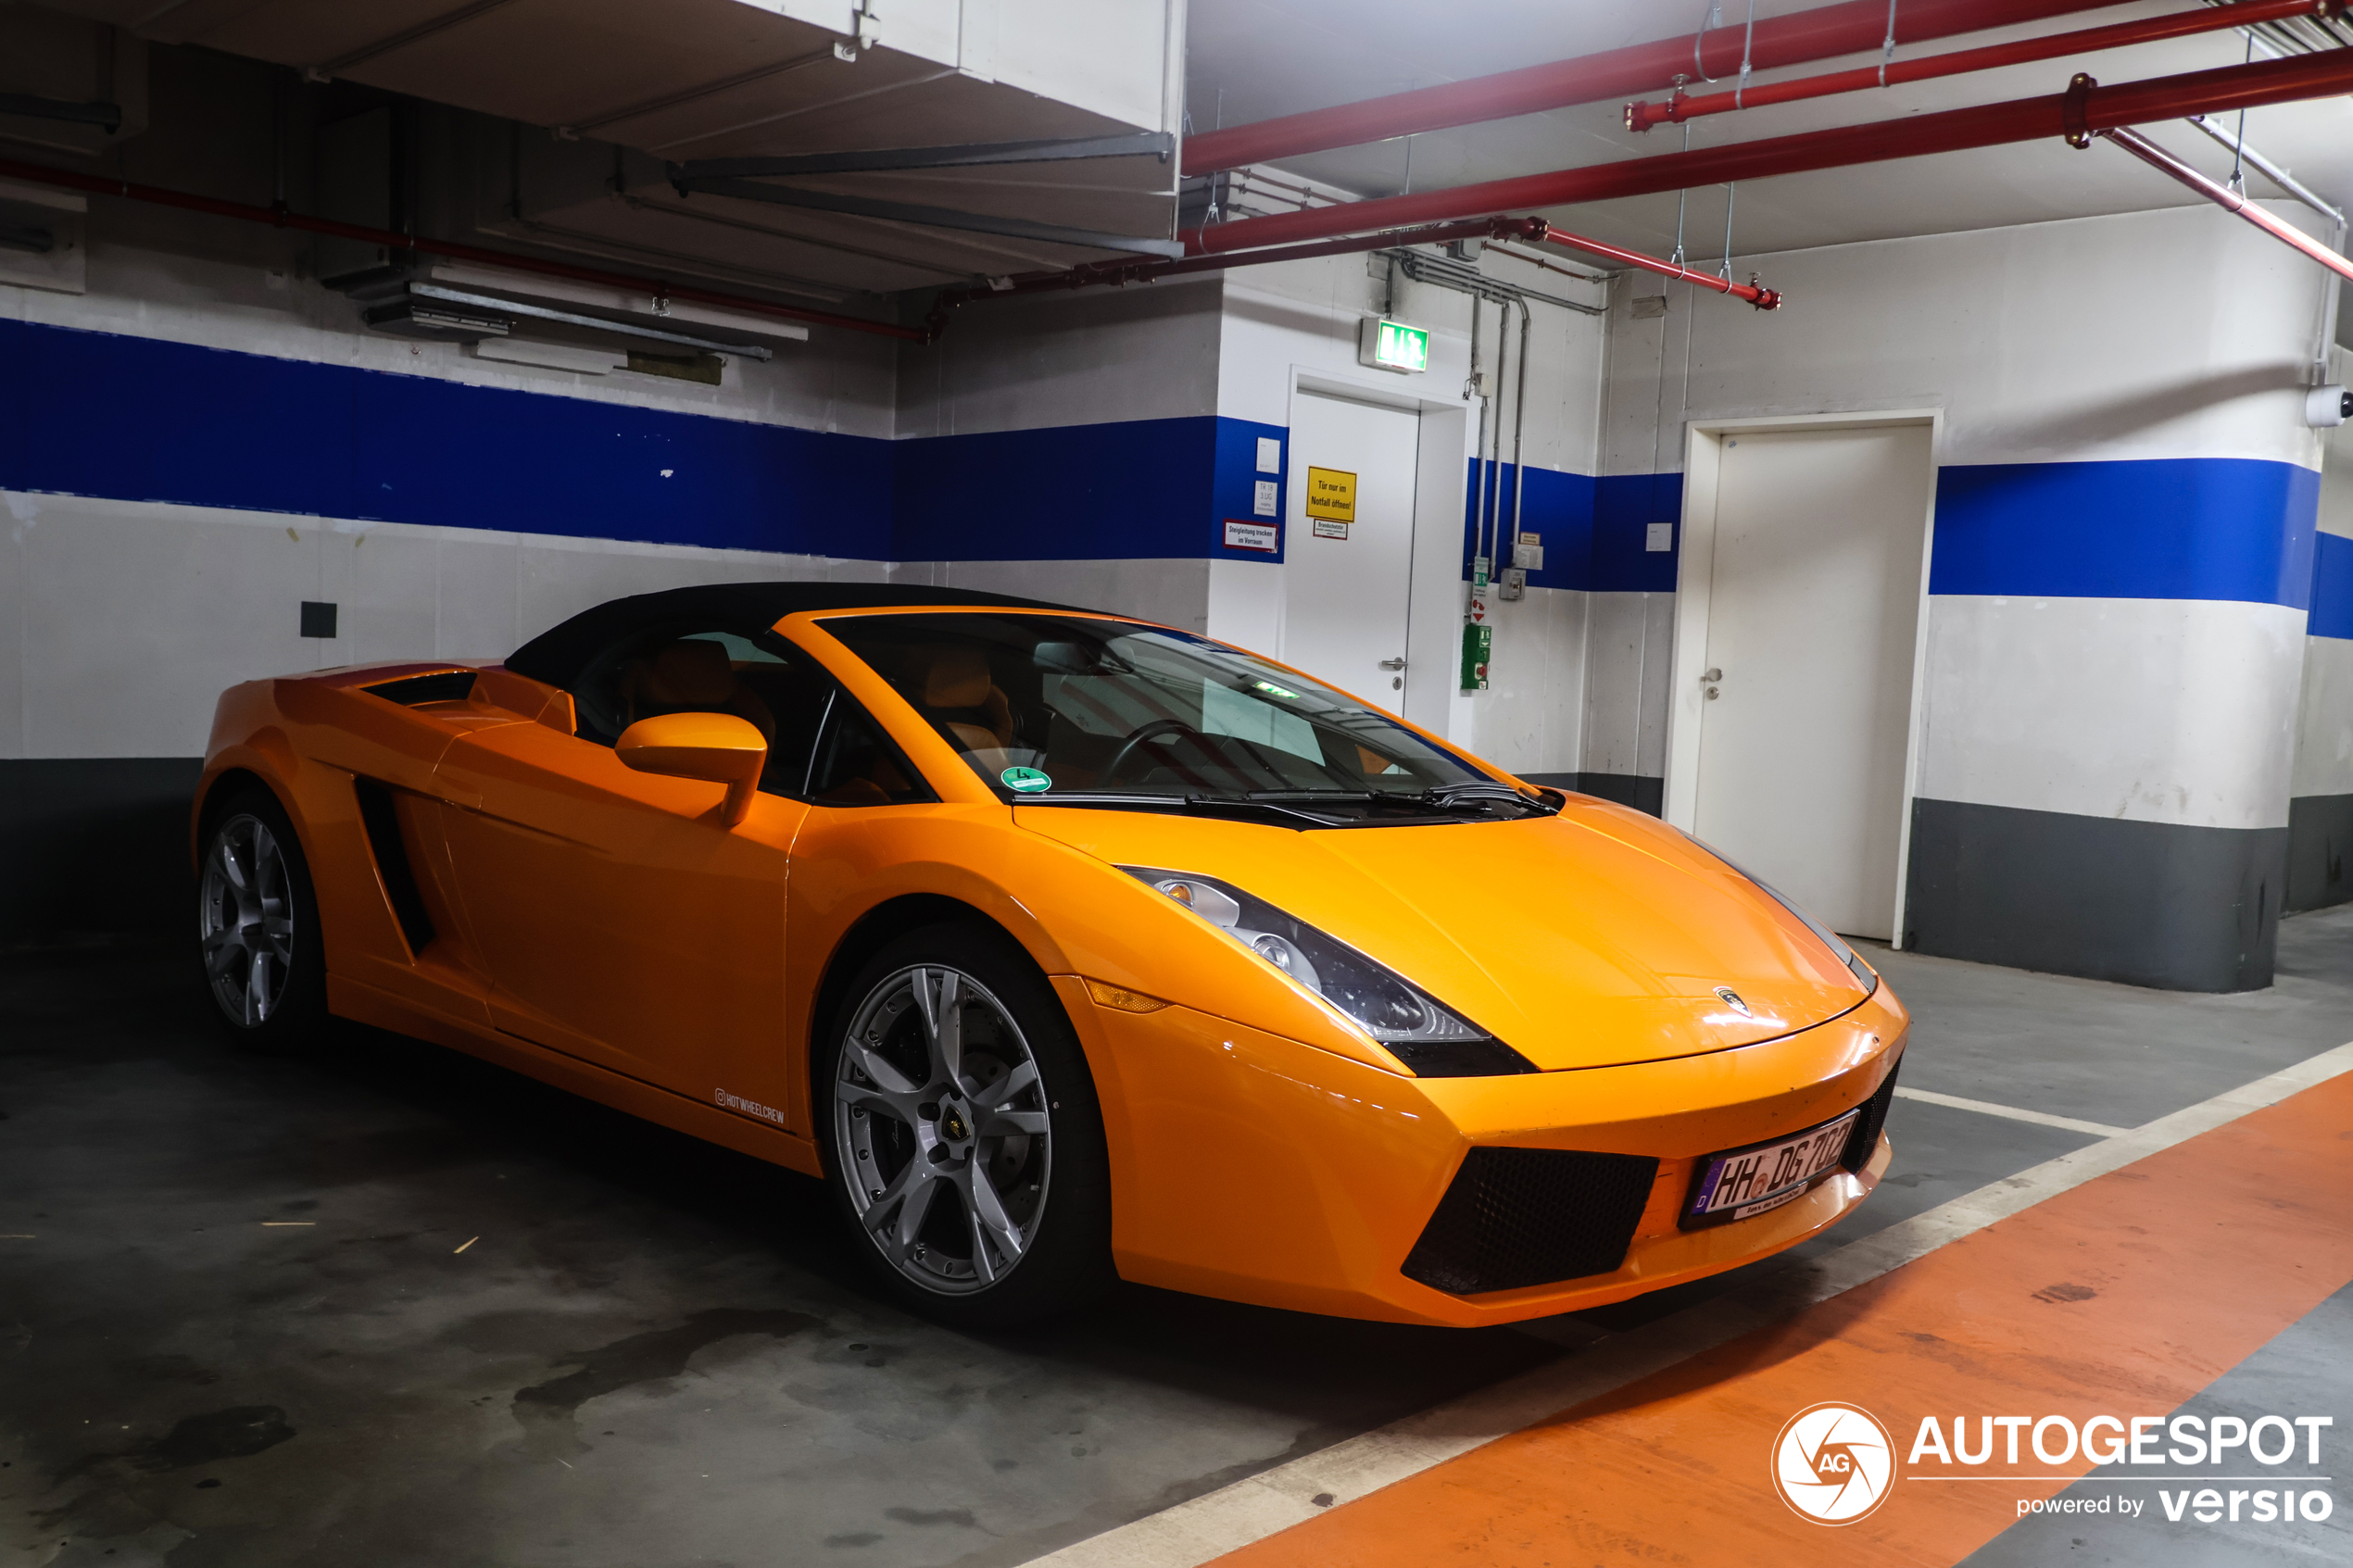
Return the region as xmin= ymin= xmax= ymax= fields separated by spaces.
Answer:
xmin=1281 ymin=390 xmax=1420 ymax=705
xmin=1690 ymin=425 xmax=1931 ymax=940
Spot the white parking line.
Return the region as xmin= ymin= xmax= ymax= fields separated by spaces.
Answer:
xmin=1020 ymin=1038 xmax=2353 ymax=1568
xmin=1893 ymin=1085 xmax=2130 ymax=1138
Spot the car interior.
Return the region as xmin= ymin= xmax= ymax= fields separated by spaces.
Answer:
xmin=568 ymin=626 xmax=928 ymax=807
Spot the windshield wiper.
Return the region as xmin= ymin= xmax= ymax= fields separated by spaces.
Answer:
xmin=1007 ymin=784 xmax=1556 ymax=828
xmin=1247 ymin=784 xmax=1559 ymax=818
xmin=1009 ymin=790 xmax=1352 ymax=828
xmin=1416 ymin=781 xmax=1562 ymax=814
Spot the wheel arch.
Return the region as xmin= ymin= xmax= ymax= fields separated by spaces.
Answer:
xmin=804 ymin=892 xmax=1090 ymax=1153
xmin=811 ymin=895 xmax=1024 ymax=1069
xmin=191 ymin=762 xmax=302 ymax=867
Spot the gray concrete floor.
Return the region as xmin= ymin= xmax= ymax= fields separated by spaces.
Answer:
xmin=5 ymin=909 xmax=2351 ymax=1567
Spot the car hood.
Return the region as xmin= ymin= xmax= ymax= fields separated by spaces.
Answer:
xmin=1016 ymin=798 xmax=1871 ymax=1073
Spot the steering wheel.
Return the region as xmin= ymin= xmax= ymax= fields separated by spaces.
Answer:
xmin=1101 ymin=718 xmax=1203 ymax=784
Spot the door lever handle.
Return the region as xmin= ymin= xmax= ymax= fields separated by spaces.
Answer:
xmin=1701 ymin=667 xmax=1722 ymax=682
xmin=1378 ymin=658 xmax=1408 ymax=670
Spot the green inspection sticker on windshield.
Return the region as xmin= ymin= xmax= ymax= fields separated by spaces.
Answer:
xmin=1000 ymin=766 xmax=1053 ymax=795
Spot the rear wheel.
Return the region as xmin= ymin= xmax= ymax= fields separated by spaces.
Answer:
xmin=196 ymin=786 xmax=326 ymax=1047
xmin=820 ymin=922 xmax=1113 ymax=1327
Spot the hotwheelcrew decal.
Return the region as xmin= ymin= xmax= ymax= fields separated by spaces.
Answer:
xmin=715 ymin=1087 xmax=788 ymax=1125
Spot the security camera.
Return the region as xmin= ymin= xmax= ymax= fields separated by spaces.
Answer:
xmin=2309 ymin=384 xmax=2352 ymax=429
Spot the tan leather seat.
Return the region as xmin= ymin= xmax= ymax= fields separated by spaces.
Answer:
xmin=623 ymin=639 xmax=777 ymax=744
xmin=908 ymin=644 xmax=1013 ymax=751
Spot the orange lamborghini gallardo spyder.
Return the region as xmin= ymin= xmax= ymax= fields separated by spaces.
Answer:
xmin=195 ymin=583 xmax=1904 ymax=1327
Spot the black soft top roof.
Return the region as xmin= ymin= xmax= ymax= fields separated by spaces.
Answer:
xmin=505 ymin=581 xmax=1097 ymax=689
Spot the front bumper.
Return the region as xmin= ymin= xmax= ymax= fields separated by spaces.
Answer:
xmin=1058 ymin=976 xmax=1905 ymax=1326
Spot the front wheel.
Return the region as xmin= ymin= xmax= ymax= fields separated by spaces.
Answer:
xmin=820 ymin=922 xmax=1113 ymax=1327
xmin=196 ymin=786 xmax=327 ymax=1048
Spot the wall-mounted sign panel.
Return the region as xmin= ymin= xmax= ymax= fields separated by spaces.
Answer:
xmin=1223 ymin=519 xmax=1279 ymax=552
xmin=1304 ymin=465 xmax=1356 ymax=521
xmin=1358 ymin=316 xmax=1428 ymax=374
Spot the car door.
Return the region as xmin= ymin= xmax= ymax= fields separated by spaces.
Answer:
xmin=434 ymin=624 xmax=829 ymax=1123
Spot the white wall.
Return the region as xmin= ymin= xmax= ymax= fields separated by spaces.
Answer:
xmin=0 ymin=491 xmax=889 ymax=759
xmin=1211 ymin=245 xmax=1609 ymax=774
xmin=1597 ymin=203 xmax=2332 ymax=840
xmin=1 ymin=233 xmax=900 ymax=760
xmin=899 ymin=274 xmax=1221 ymax=439
xmin=14 ymin=238 xmax=895 ymax=440
xmin=2291 ymin=343 xmax=2353 ymax=802
xmin=1604 ymin=203 xmax=2327 ymax=475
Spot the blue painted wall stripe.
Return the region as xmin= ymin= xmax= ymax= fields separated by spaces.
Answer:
xmin=1930 ymin=458 xmax=2320 ymax=608
xmin=893 ymin=417 xmax=1218 ymax=562
xmin=0 ymin=320 xmax=1280 ymax=564
xmin=1458 ymin=464 xmax=1680 ymax=594
xmin=4 ymin=322 xmax=2323 ymax=605
xmin=0 ymin=319 xmax=893 ymax=557
xmin=2309 ymin=532 xmax=2353 ymax=640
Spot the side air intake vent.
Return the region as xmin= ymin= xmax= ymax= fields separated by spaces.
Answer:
xmin=1841 ymin=1056 xmax=1902 ymax=1173
xmin=352 ymin=778 xmax=435 ymax=956
xmin=366 ymin=670 xmax=476 ymax=706
xmin=1402 ymin=1147 xmax=1658 ymax=1296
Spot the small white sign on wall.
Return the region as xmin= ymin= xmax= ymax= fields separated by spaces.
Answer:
xmin=1255 ymin=436 xmax=1282 ymax=473
xmin=1253 ymin=479 xmax=1279 ymax=517
xmin=1646 ymin=522 xmax=1675 ymax=552
xmin=1223 ymin=520 xmax=1279 ymax=552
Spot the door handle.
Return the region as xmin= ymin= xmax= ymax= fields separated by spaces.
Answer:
xmin=1378 ymin=658 xmax=1408 ymax=670
xmin=1701 ymin=668 xmax=1722 ymax=682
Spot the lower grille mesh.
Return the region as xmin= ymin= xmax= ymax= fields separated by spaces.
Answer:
xmin=1401 ymin=1148 xmax=1658 ymax=1296
xmin=1841 ymin=1055 xmax=1903 ymax=1173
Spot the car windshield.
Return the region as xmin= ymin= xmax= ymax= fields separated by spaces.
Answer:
xmin=817 ymin=612 xmax=1553 ymax=823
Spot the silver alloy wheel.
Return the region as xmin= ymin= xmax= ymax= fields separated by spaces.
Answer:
xmin=834 ymin=964 xmax=1052 ymax=1295
xmin=199 ymin=811 xmax=296 ymax=1028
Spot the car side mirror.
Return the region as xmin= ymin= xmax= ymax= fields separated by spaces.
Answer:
xmin=615 ymin=712 xmax=767 ymax=826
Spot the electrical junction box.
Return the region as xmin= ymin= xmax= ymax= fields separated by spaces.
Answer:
xmin=1498 ymin=568 xmax=1526 ymax=600
xmin=1359 ymin=316 xmax=1429 ymax=374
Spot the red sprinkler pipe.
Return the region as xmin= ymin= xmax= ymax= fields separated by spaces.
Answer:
xmin=0 ymin=155 xmax=925 ymax=342
xmin=925 ymin=217 xmax=1780 ymax=339
xmin=1181 ymin=0 xmax=2120 ymax=175
xmin=1184 ymin=47 xmax=2353 ymax=257
xmin=1626 ymin=0 xmax=2339 ymax=131
xmin=2097 ymin=124 xmax=2353 ymax=282
xmin=1540 ymin=229 xmax=1781 ymax=308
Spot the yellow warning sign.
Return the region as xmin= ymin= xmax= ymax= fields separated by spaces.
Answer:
xmin=1304 ymin=466 xmax=1356 ymax=522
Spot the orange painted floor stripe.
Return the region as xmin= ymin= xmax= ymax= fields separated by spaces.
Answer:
xmin=1214 ymin=1072 xmax=2353 ymax=1568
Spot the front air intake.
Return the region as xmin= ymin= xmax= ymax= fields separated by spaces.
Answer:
xmin=1401 ymin=1147 xmax=1658 ymax=1296
xmin=1841 ymin=1055 xmax=1902 ymax=1173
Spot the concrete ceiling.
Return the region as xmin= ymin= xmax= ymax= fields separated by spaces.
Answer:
xmin=1187 ymin=0 xmax=2353 ymax=265
xmin=28 ymin=0 xmax=1184 ymax=292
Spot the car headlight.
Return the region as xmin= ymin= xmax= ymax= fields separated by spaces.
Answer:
xmin=1120 ymin=866 xmax=1537 ymax=1078
xmin=1692 ymin=842 xmax=1879 ymax=998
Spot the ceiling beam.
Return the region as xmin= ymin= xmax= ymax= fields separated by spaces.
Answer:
xmin=673 ymin=177 xmax=1186 ymax=258
xmin=673 ymin=132 xmax=1176 ymax=181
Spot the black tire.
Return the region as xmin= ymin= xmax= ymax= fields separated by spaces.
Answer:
xmin=818 ymin=920 xmax=1114 ymax=1328
xmin=195 ymin=784 xmax=328 ymax=1049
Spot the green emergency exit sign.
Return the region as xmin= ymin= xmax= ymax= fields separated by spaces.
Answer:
xmin=1359 ymin=317 xmax=1429 ymax=374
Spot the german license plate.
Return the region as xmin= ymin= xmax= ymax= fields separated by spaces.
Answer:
xmin=1680 ymin=1110 xmax=1861 ymax=1229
